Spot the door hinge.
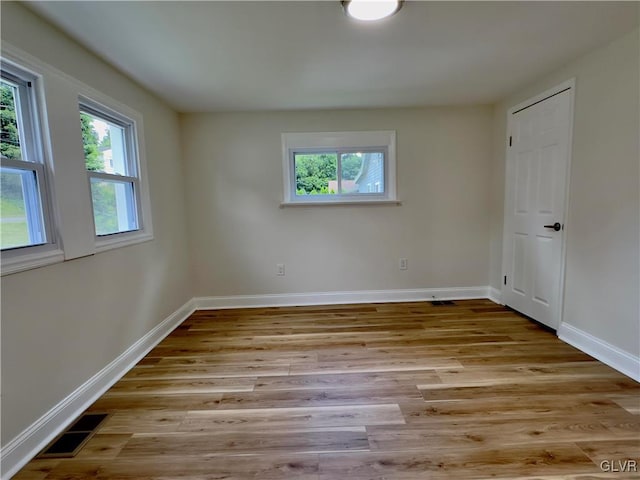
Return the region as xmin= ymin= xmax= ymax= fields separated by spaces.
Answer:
xmin=27 ymin=81 xmax=32 ymax=88
xmin=504 ymin=275 xmax=507 ymax=285
xmin=509 ymin=136 xmax=512 ymax=147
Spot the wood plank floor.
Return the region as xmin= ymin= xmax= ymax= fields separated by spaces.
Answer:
xmin=15 ymin=300 xmax=640 ymax=479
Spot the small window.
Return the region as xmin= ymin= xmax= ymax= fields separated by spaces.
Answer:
xmin=282 ymin=131 xmax=397 ymax=205
xmin=1 ymin=65 xmax=55 ymax=253
xmin=293 ymin=150 xmax=385 ymax=197
xmin=79 ymin=101 xmax=141 ymax=237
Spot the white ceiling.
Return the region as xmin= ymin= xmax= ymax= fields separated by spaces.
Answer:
xmin=27 ymin=1 xmax=639 ymax=112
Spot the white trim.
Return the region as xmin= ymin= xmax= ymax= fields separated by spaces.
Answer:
xmin=282 ymin=131 xmax=395 ymax=150
xmin=79 ymin=87 xmax=153 ymax=252
xmin=507 ymin=78 xmax=575 ymax=115
xmin=501 ymin=78 xmax=576 ymax=330
xmin=94 ymin=231 xmax=154 ymax=253
xmin=1 ymin=43 xmax=143 ymax=131
xmin=280 ymin=200 xmax=401 ymax=208
xmin=558 ymin=323 xmax=640 ymax=382
xmin=194 ymin=286 xmax=490 ymax=310
xmin=0 ymin=299 xmax=196 ymax=480
xmin=556 ymin=79 xmax=576 ymax=334
xmin=1 ymin=56 xmax=62 ymax=273
xmin=281 ymin=131 xmax=397 ymax=204
xmin=488 ymin=287 xmax=503 ymax=305
xmin=0 ymin=248 xmax=64 ymax=276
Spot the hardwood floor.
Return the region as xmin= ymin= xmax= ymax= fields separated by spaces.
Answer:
xmin=14 ymin=300 xmax=640 ymax=479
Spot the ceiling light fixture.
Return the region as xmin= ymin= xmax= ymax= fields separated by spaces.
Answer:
xmin=342 ymin=0 xmax=403 ymax=21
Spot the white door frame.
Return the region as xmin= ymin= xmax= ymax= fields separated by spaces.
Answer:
xmin=501 ymin=78 xmax=576 ymax=331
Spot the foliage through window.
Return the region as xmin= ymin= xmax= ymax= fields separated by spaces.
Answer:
xmin=293 ymin=151 xmax=385 ymax=196
xmin=1 ymin=67 xmax=52 ymax=251
xmin=282 ymin=131 xmax=396 ymax=204
xmin=80 ymin=104 xmax=140 ymax=236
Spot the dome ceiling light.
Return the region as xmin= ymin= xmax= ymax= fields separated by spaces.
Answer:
xmin=342 ymin=0 xmax=403 ymax=21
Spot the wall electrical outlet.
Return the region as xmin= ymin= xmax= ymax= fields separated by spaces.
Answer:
xmin=399 ymin=258 xmax=408 ymax=270
xmin=276 ymin=263 xmax=285 ymax=276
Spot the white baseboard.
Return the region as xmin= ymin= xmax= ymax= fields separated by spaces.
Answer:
xmin=194 ymin=286 xmax=490 ymax=310
xmin=558 ymin=322 xmax=640 ymax=382
xmin=0 ymin=299 xmax=196 ymax=480
xmin=488 ymin=287 xmax=503 ymax=305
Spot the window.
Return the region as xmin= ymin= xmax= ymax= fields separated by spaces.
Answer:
xmin=1 ymin=63 xmax=56 ymax=256
xmin=293 ymin=150 xmax=385 ymax=196
xmin=79 ymin=100 xmax=141 ymax=237
xmin=2 ymin=48 xmax=153 ymax=274
xmin=282 ymin=131 xmax=397 ymax=205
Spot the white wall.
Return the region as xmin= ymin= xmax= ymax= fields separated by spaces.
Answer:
xmin=181 ymin=107 xmax=493 ymax=297
xmin=0 ymin=2 xmax=192 ymax=445
xmin=489 ymin=27 xmax=640 ymax=357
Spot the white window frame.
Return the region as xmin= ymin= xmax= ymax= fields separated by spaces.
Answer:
xmin=78 ymin=95 xmax=152 ymax=251
xmin=1 ymin=44 xmax=154 ymax=274
xmin=1 ymin=60 xmax=62 ymax=275
xmin=281 ymin=131 xmax=398 ymax=206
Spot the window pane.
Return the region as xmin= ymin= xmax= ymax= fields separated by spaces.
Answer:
xmin=81 ymin=111 xmax=129 ymax=176
xmin=349 ymin=152 xmax=384 ymax=194
xmin=0 ymin=167 xmax=46 ymax=249
xmin=294 ymin=153 xmax=337 ymax=196
xmin=90 ymin=178 xmax=138 ymax=236
xmin=1 ymin=81 xmax=23 ymax=161
xmin=340 ymin=153 xmax=364 ymax=193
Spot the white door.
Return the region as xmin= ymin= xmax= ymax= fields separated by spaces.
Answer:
xmin=502 ymin=84 xmax=573 ymax=329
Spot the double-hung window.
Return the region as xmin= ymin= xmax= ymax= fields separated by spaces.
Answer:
xmin=282 ymin=131 xmax=397 ymax=205
xmin=79 ymin=99 xmax=141 ymax=239
xmin=1 ymin=50 xmax=152 ymax=273
xmin=1 ymin=62 xmax=57 ymax=267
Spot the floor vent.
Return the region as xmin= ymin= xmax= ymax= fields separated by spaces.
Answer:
xmin=37 ymin=412 xmax=109 ymax=458
xmin=430 ymin=300 xmax=455 ymax=306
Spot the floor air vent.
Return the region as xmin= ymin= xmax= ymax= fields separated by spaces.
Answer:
xmin=37 ymin=412 xmax=109 ymax=458
xmin=430 ymin=300 xmax=455 ymax=306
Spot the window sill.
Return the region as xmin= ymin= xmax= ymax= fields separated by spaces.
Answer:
xmin=95 ymin=230 xmax=154 ymax=253
xmin=0 ymin=231 xmax=154 ymax=276
xmin=1 ymin=248 xmax=65 ymax=276
xmin=280 ymin=199 xmax=402 ymax=208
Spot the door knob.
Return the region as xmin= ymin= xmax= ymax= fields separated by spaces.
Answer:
xmin=544 ymin=222 xmax=562 ymax=231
